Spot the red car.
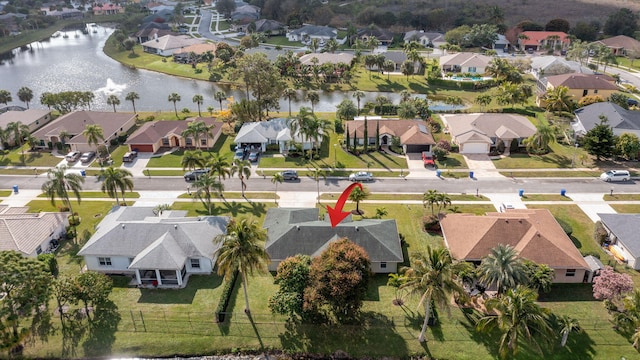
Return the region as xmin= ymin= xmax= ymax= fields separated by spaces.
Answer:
xmin=422 ymin=152 xmax=435 ymax=167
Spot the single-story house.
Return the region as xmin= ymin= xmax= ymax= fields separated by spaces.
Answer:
xmin=32 ymin=111 xmax=137 ymax=152
xmin=439 ymin=52 xmax=492 ymax=74
xmin=592 ymin=35 xmax=640 ymax=56
xmin=380 ymin=51 xmax=407 ymax=71
xmin=231 ymin=4 xmax=260 ymax=23
xmin=598 ymin=213 xmax=640 ymax=270
xmin=356 ymin=27 xmax=394 ymax=46
xmin=263 ymin=208 xmax=403 ymax=273
xmin=493 ymin=34 xmax=510 ymax=51
xmin=441 ymin=209 xmax=590 ymax=283
xmin=0 ymin=205 xmax=68 ymax=257
xmin=134 ymin=22 xmax=174 ymax=43
xmin=573 ymin=102 xmax=640 ymax=136
xmin=234 ymin=118 xmax=317 ymax=153
xmin=441 ymin=113 xmax=536 ymax=154
xmin=77 ymin=206 xmax=228 ymax=288
xmin=43 ymin=8 xmax=84 ymax=19
xmin=126 ymin=118 xmax=222 ymax=153
xmin=141 ymin=34 xmax=203 ymax=57
xmin=245 ymin=19 xmax=285 ymax=35
xmin=173 ymin=43 xmax=218 ymax=63
xmin=287 ymin=25 xmax=337 ymax=42
xmin=518 ymin=31 xmax=571 ymax=51
xmin=142 ymin=9 xmax=173 ymax=24
xmin=345 ymin=118 xmax=436 ymax=154
xmin=0 ymin=109 xmax=52 ymax=148
xmin=403 ymin=30 xmax=445 ymax=48
xmin=529 ymin=56 xmax=578 ymax=79
xmin=93 ymin=3 xmax=124 ymax=15
xmin=298 ymin=52 xmax=354 ymax=66
xmin=538 ymin=73 xmax=618 ymax=106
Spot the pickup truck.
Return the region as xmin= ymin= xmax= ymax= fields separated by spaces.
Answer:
xmin=422 ymin=151 xmax=435 ymax=167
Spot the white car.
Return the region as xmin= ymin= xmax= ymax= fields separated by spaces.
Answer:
xmin=349 ymin=171 xmax=374 ymax=182
xmin=600 ymin=170 xmax=631 ymax=182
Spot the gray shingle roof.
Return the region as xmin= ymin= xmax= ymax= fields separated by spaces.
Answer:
xmin=234 ymin=118 xmax=311 ymax=144
xmin=289 ymin=25 xmax=337 ymax=38
xmin=598 ymin=213 xmax=640 ymax=257
xmin=78 ymin=207 xmax=228 ymax=269
xmin=263 ymin=208 xmax=403 ymax=263
xmin=0 ymin=207 xmax=67 ymax=256
xmin=574 ymin=102 xmax=640 ymax=133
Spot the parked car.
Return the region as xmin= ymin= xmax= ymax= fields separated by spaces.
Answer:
xmin=280 ymin=170 xmax=299 ymax=181
xmin=184 ymin=168 xmax=209 ymax=181
xmin=233 ymin=147 xmax=245 ymax=161
xmin=248 ymin=151 xmax=259 ymax=162
xmin=349 ymin=171 xmax=374 ymax=182
xmin=122 ymin=151 xmax=138 ymax=162
xmin=422 ymin=151 xmax=435 ymax=167
xmin=80 ymin=151 xmax=96 ymax=163
xmin=65 ymin=151 xmax=81 ymax=162
xmin=628 ymin=98 xmax=639 ymax=107
xmin=600 ymin=170 xmax=631 ymax=182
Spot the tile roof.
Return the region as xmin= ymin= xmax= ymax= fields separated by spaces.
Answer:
xmin=299 ymin=52 xmax=354 ymax=66
xmin=0 ymin=109 xmax=51 ymax=128
xmin=546 ymin=73 xmax=618 ymax=90
xmin=594 ymin=35 xmax=640 ymax=52
xmin=598 ymin=213 xmax=640 ymax=257
xmin=288 ymin=25 xmax=337 ymax=38
xmin=234 ymin=118 xmax=311 ymax=144
xmin=141 ymin=34 xmax=203 ymax=51
xmin=127 ymin=118 xmax=221 ymax=145
xmin=345 ymin=119 xmax=435 ymax=145
xmin=174 ymin=42 xmax=217 ymax=55
xmin=439 ymin=52 xmax=492 ymax=67
xmin=442 ymin=113 xmax=536 ymax=141
xmin=519 ymin=31 xmax=570 ymax=46
xmin=0 ymin=206 xmax=67 ymax=256
xmin=78 ymin=206 xmax=228 ymax=269
xmin=440 ymin=209 xmax=589 ymax=270
xmin=574 ymin=102 xmax=640 ymax=133
xmin=32 ymin=111 xmax=136 ymax=145
xmin=263 ymin=208 xmax=403 ymax=264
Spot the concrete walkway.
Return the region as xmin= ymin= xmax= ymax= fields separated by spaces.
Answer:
xmin=567 ymin=193 xmax=617 ymax=222
xmin=277 ymin=191 xmax=317 ymax=208
xmin=484 ymin=193 xmax=527 ymax=211
xmin=121 ymin=153 xmax=152 ymax=177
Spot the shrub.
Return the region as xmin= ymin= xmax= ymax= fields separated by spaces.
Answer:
xmin=144 ymin=115 xmax=155 ymax=122
xmin=334 ymin=119 xmax=344 ymax=134
xmin=556 ymin=218 xmax=573 ymax=236
xmin=437 ymin=139 xmax=451 ymax=152
xmin=68 ymin=214 xmax=81 ymax=227
xmin=423 ymin=214 xmax=440 ymax=232
xmin=215 ymin=269 xmax=239 ymax=322
xmin=594 ymin=221 xmax=609 ymax=245
xmin=433 ymin=146 xmax=448 ymax=161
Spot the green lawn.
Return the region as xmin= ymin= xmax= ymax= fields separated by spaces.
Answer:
xmin=609 ymin=204 xmax=640 ymax=213
xmin=604 ymin=194 xmax=640 ymax=201
xmin=493 ymin=142 xmax=594 ymax=169
xmin=37 ymin=191 xmax=140 ymax=199
xmin=0 ymin=190 xmax=12 ymax=197
xmin=263 ymin=36 xmax=300 ymax=47
xmin=319 ymin=193 xmax=489 ymax=201
xmin=90 ymin=145 xmax=130 ymax=168
xmin=520 ymin=194 xmax=572 ymax=201
xmin=178 ymin=191 xmax=279 ymax=200
xmin=146 ymin=134 xmax=234 ymax=168
xmin=0 ymin=145 xmax=61 ymax=167
xmin=436 ymin=152 xmax=468 ymax=169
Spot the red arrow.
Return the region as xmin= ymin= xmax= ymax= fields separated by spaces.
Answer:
xmin=327 ymin=182 xmax=363 ymax=228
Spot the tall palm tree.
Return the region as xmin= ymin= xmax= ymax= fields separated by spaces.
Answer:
xmin=231 ymin=158 xmax=252 ymax=197
xmin=192 ymin=94 xmax=204 ymax=117
xmin=271 ymin=172 xmax=283 ymax=204
xmin=214 ymin=91 xmax=227 ymax=111
xmin=214 ymin=218 xmax=270 ymax=314
xmin=168 ymin=92 xmax=181 ymax=117
xmin=125 ymin=92 xmax=140 ymax=114
xmin=305 ymin=91 xmax=320 ymax=114
xmin=401 ymin=247 xmax=465 ymax=343
xmin=58 ymin=130 xmax=71 ymax=150
xmin=41 ymin=165 xmax=85 ymax=216
xmin=311 ymin=166 xmax=326 ymax=203
xmin=348 ymin=185 xmax=368 ymax=214
xmin=6 ymin=121 xmax=30 ymax=163
xmin=476 ymin=286 xmax=553 ymax=359
xmin=182 ymin=121 xmax=210 ymax=150
xmin=0 ymin=89 xmax=12 ymax=105
xmin=557 ymin=315 xmax=581 ymax=347
xmin=206 ymin=153 xmax=232 ymax=184
xmin=282 ymin=88 xmax=297 ymax=117
xmin=100 ymin=167 xmax=134 ymax=205
xmin=353 ymin=90 xmax=365 ymax=115
xmin=287 ymin=107 xmax=314 ymax=155
xmin=477 ymin=244 xmax=527 ymax=295
xmin=325 ymin=37 xmax=339 ymax=53
xmin=306 ymin=116 xmax=332 ymax=158
xmin=525 ymin=122 xmax=556 ymax=153
xmin=543 ymin=85 xmax=574 ymax=116
xmin=193 ymin=173 xmax=223 ymax=215
xmin=82 ymin=124 xmax=105 ymax=151
xmin=17 ymin=86 xmax=33 ymax=109
xmin=106 ymin=94 xmax=120 ymax=113
xmin=181 ymin=150 xmax=205 ymax=171
xmin=422 ymin=189 xmax=440 ymax=215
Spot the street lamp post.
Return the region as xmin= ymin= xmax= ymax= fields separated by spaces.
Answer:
xmin=334 ymin=144 xmax=337 ymax=167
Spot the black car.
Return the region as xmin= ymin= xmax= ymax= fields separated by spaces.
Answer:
xmin=628 ymin=98 xmax=639 ymax=107
xmin=184 ymin=168 xmax=209 ymax=181
xmin=280 ymin=170 xmax=299 ymax=180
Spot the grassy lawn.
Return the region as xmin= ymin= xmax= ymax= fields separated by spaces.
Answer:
xmin=0 ymin=190 xmax=12 ymax=197
xmin=263 ymin=36 xmax=300 ymax=47
xmin=0 ymin=145 xmax=62 ymax=167
xmin=37 ymin=191 xmax=140 ymax=199
xmin=171 ymin=200 xmax=275 ymax=218
xmin=89 ymin=145 xmax=130 ymax=168
xmin=499 ymin=171 xmax=601 ymax=177
xmin=147 ymin=134 xmax=234 ymax=168
xmin=493 ymin=142 xmax=594 ymax=169
xmin=319 ymin=193 xmax=489 ymax=201
xmin=609 ymin=204 xmax=640 ymax=213
xmin=520 ymin=194 xmax=572 ymax=201
xmin=178 ymin=191 xmax=279 ymax=200
xmin=604 ymin=194 xmax=640 ymax=201
xmin=436 ymin=153 xmax=468 ymax=169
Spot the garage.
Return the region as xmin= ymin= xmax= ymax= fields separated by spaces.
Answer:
xmin=461 ymin=142 xmax=489 ymax=154
xmin=405 ymin=144 xmax=432 ymax=153
xmin=130 ymin=144 xmax=154 ymax=153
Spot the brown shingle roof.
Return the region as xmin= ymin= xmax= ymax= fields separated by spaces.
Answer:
xmin=174 ymin=42 xmax=217 ymax=55
xmin=440 ymin=209 xmax=589 ymax=270
xmin=126 ymin=118 xmax=221 ymax=145
xmin=595 ymin=35 xmax=640 ymax=52
xmin=546 ymin=73 xmax=618 ymax=90
xmin=32 ymin=111 xmax=136 ymax=145
xmin=443 ymin=113 xmax=536 ymax=141
xmin=345 ymin=119 xmax=435 ymax=145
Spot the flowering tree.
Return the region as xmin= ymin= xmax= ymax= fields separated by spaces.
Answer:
xmin=593 ymin=266 xmax=633 ymax=304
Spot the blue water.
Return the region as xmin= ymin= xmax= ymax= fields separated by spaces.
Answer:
xmin=429 ymin=100 xmax=467 ymax=112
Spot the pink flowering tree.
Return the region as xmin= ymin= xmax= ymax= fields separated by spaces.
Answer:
xmin=593 ymin=266 xmax=633 ymax=304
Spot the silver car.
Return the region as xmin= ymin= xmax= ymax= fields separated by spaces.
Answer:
xmin=349 ymin=171 xmax=374 ymax=182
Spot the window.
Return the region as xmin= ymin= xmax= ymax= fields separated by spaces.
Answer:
xmin=98 ymin=257 xmax=112 ymax=266
xmin=185 ymin=138 xmax=192 ymax=146
xmin=582 ymin=89 xmax=588 ymax=96
xmin=36 ymin=245 xmax=42 ymax=255
xmin=380 ymin=262 xmax=387 ymax=269
xmin=594 ymin=89 xmax=599 ymax=94
xmin=200 ymin=138 xmax=207 ymax=146
xmin=162 ymin=137 xmax=169 ymax=146
xmin=190 ymin=258 xmax=200 ymax=269
xmin=566 ymin=269 xmax=576 ymax=277
xmin=129 ymin=258 xmax=134 ymax=264
xmin=468 ymin=67 xmax=477 ymax=73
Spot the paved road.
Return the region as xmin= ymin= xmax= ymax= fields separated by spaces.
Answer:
xmin=1 ymin=175 xmax=637 ymax=195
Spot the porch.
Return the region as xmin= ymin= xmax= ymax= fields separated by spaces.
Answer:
xmin=134 ymin=267 xmax=188 ymax=288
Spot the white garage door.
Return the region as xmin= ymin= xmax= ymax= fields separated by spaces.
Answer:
xmin=461 ymin=143 xmax=488 ymax=154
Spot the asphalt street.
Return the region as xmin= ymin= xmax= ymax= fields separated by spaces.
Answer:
xmin=1 ymin=175 xmax=637 ymax=195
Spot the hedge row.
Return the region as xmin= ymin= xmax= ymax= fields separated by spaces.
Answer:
xmin=215 ymin=269 xmax=239 ymax=322
xmin=427 ymin=78 xmax=497 ymax=90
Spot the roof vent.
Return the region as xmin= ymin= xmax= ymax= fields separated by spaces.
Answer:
xmin=174 ymin=225 xmax=177 ymax=229
xmin=296 ymin=225 xmax=300 ymax=230
xmin=355 ymin=226 xmax=359 ymax=231
xmin=121 ymin=224 xmax=125 ymax=229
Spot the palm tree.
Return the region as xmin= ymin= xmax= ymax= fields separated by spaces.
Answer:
xmin=475 ymin=94 xmax=493 ymax=111
xmin=100 ymin=167 xmax=134 ymax=205
xmin=214 ymin=218 xmax=270 ymax=314
xmin=0 ymin=89 xmax=12 ymax=105
xmin=106 ymin=94 xmax=120 ymax=113
xmin=557 ymin=315 xmax=581 ymax=347
xmin=282 ymin=88 xmax=297 ymax=117
xmin=271 ymin=172 xmax=283 ymax=204
xmin=17 ymin=86 xmax=33 ymax=109
xmin=168 ymin=92 xmax=181 ymax=117
xmin=182 ymin=121 xmax=209 ymax=150
xmin=325 ymin=37 xmax=339 ymax=53
xmin=383 ymin=59 xmax=395 ymax=80
xmin=192 ymin=94 xmax=204 ymax=117
xmin=401 ymin=247 xmax=465 ymax=343
xmin=40 ymin=92 xmax=55 ymax=110
xmin=181 ymin=150 xmax=205 ymax=171
xmin=82 ymin=124 xmax=105 ymax=151
xmin=353 ymin=90 xmax=365 ymax=116
xmin=41 ymin=165 xmax=85 ymax=216
xmin=311 ymin=166 xmax=326 ymax=203
xmin=58 ymin=130 xmax=71 ymax=150
xmin=305 ymin=91 xmax=320 ymax=114
xmin=435 ymin=192 xmax=451 ymax=213
xmin=214 ymin=91 xmax=226 ymax=111
xmin=206 ymin=153 xmax=232 ymax=184
xmin=6 ymin=121 xmax=30 ymax=163
xmin=231 ymin=158 xmax=252 ymax=197
xmin=422 ymin=189 xmax=440 ymax=215
xmin=476 ymin=286 xmax=553 ymax=359
xmin=125 ymin=92 xmax=140 ymax=114
xmin=193 ymin=173 xmax=223 ymax=214
xmin=477 ymin=244 xmax=527 ymax=295
xmin=348 ymin=185 xmax=368 ymax=214
xmin=525 ymin=122 xmax=556 ymax=153
xmin=287 ymin=107 xmax=314 ymax=157
xmin=400 ymin=90 xmax=412 ymax=103
xmin=543 ymin=85 xmax=574 ymax=116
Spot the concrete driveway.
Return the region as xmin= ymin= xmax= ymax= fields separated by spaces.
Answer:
xmin=462 ymin=154 xmax=504 ymax=178
xmin=405 ymin=153 xmax=439 ymax=179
